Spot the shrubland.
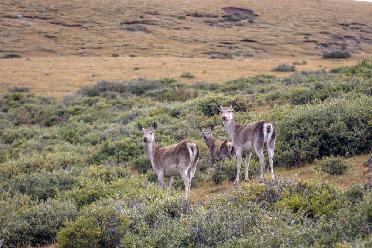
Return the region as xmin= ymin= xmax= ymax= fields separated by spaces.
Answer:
xmin=0 ymin=60 xmax=371 ymax=247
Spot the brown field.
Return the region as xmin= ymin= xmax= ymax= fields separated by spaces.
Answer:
xmin=1 ymin=0 xmax=372 ymax=58
xmin=0 ymin=55 xmax=366 ymax=98
xmin=1 ymin=0 xmax=372 ymax=98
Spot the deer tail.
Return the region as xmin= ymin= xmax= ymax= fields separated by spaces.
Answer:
xmin=187 ymin=142 xmax=199 ymax=165
xmin=263 ymin=122 xmax=276 ymax=148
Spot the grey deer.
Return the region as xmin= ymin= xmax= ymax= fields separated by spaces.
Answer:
xmin=139 ymin=122 xmax=199 ymax=199
xmin=218 ymin=102 xmax=276 ymax=183
xmin=201 ymin=125 xmax=235 ymax=167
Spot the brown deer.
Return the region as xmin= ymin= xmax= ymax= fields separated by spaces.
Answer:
xmin=139 ymin=122 xmax=199 ymax=199
xmin=201 ymin=125 xmax=235 ymax=167
xmin=218 ymin=102 xmax=276 ymax=183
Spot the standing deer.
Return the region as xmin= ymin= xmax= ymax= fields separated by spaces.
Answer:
xmin=201 ymin=125 xmax=235 ymax=167
xmin=218 ymin=102 xmax=276 ymax=183
xmin=139 ymin=122 xmax=199 ymax=199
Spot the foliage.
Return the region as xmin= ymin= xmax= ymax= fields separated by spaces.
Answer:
xmin=266 ymin=97 xmax=371 ymax=166
xmin=180 ymin=72 xmax=195 ymax=78
xmin=322 ymin=50 xmax=351 ymax=59
xmin=0 ymin=61 xmax=371 ymax=247
xmin=0 ymin=197 xmax=77 ymax=247
xmin=0 ymin=53 xmax=21 ymax=59
xmin=272 ymin=64 xmax=296 ymax=72
xmin=319 ymin=156 xmax=350 ymax=175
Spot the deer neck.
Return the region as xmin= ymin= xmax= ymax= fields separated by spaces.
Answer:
xmin=205 ymin=136 xmax=215 ymax=154
xmin=144 ymin=139 xmax=157 ymax=170
xmin=223 ymin=119 xmax=236 ymax=140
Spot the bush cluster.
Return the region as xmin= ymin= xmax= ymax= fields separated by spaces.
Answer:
xmin=319 ymin=156 xmax=349 ymax=175
xmin=56 ymin=179 xmax=372 ymax=248
xmin=272 ymin=64 xmax=296 ymax=72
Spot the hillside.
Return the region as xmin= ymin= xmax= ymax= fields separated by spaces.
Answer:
xmin=1 ymin=0 xmax=372 ymax=98
xmin=0 ymin=1 xmax=371 ymax=247
xmin=1 ymin=0 xmax=372 ymax=58
xmin=0 ymin=60 xmax=371 ymax=247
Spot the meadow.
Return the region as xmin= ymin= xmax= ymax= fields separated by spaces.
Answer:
xmin=0 ymin=60 xmax=371 ymax=247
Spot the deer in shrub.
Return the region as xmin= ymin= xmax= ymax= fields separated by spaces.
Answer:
xmin=139 ymin=122 xmax=199 ymax=199
xmin=201 ymin=125 xmax=235 ymax=167
xmin=218 ymin=102 xmax=276 ymax=183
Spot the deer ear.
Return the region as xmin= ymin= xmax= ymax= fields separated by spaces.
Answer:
xmin=209 ymin=124 xmax=215 ymax=131
xmin=137 ymin=123 xmax=143 ymax=131
xmin=230 ymin=101 xmax=238 ymax=111
xmin=217 ymin=104 xmax=222 ymax=113
xmin=152 ymin=122 xmax=158 ymax=130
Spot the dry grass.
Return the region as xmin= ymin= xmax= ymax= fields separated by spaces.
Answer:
xmin=276 ymin=154 xmax=371 ymax=189
xmin=1 ymin=0 xmax=372 ymax=98
xmin=0 ymin=55 xmax=366 ymax=99
xmin=1 ymin=0 xmax=372 ymax=58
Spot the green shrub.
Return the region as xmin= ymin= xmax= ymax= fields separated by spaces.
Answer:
xmin=90 ymin=137 xmax=142 ymax=164
xmin=0 ymin=53 xmax=21 ymax=59
xmin=212 ymin=161 xmax=237 ymax=184
xmin=267 ymin=97 xmax=372 ymax=166
xmin=86 ymin=164 xmax=130 ymax=183
xmin=8 ymin=86 xmax=31 ymax=93
xmin=180 ymin=72 xmax=195 ymax=78
xmin=1 ymin=199 xmax=77 ymax=247
xmin=289 ymin=86 xmax=313 ymax=104
xmin=344 ymin=185 xmax=366 ymax=204
xmin=57 ymin=201 xmax=130 ymax=248
xmin=340 ymin=59 xmax=372 ymax=78
xmin=322 ymin=50 xmax=351 ymax=59
xmin=3 ymin=171 xmax=77 ymax=200
xmin=272 ymin=64 xmax=296 ymax=72
xmin=319 ymin=156 xmax=349 ymax=175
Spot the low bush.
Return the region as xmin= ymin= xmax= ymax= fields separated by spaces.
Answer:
xmin=319 ymin=156 xmax=349 ymax=175
xmin=57 ymin=201 xmax=130 ymax=248
xmin=266 ymin=96 xmax=372 ymax=166
xmin=322 ymin=50 xmax=351 ymax=59
xmin=0 ymin=53 xmax=21 ymax=59
xmin=8 ymin=86 xmax=31 ymax=93
xmin=3 ymin=171 xmax=77 ymax=200
xmin=180 ymin=72 xmax=195 ymax=78
xmin=0 ymin=199 xmax=77 ymax=247
xmin=272 ymin=64 xmax=296 ymax=72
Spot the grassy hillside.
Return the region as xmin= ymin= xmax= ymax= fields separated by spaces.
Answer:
xmin=0 ymin=60 xmax=371 ymax=247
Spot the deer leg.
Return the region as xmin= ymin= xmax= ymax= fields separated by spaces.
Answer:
xmin=179 ymin=162 xmax=190 ymax=199
xmin=168 ymin=176 xmax=174 ymax=189
xmin=256 ymin=149 xmax=265 ymax=183
xmin=157 ymin=170 xmax=165 ymax=189
xmin=234 ymin=148 xmax=242 ymax=185
xmin=267 ymin=145 xmax=275 ymax=180
xmin=209 ymin=157 xmax=214 ymax=167
xmin=245 ymin=152 xmax=252 ymax=181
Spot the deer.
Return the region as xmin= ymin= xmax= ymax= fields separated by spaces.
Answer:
xmin=139 ymin=122 xmax=199 ymax=199
xmin=218 ymin=102 xmax=276 ymax=184
xmin=201 ymin=125 xmax=235 ymax=167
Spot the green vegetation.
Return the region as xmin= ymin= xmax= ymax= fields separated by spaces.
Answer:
xmin=320 ymin=156 xmax=350 ymax=175
xmin=0 ymin=60 xmax=371 ymax=247
xmin=0 ymin=52 xmax=22 ymax=59
xmin=272 ymin=64 xmax=296 ymax=72
xmin=322 ymin=50 xmax=351 ymax=59
xmin=180 ymin=72 xmax=196 ymax=78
